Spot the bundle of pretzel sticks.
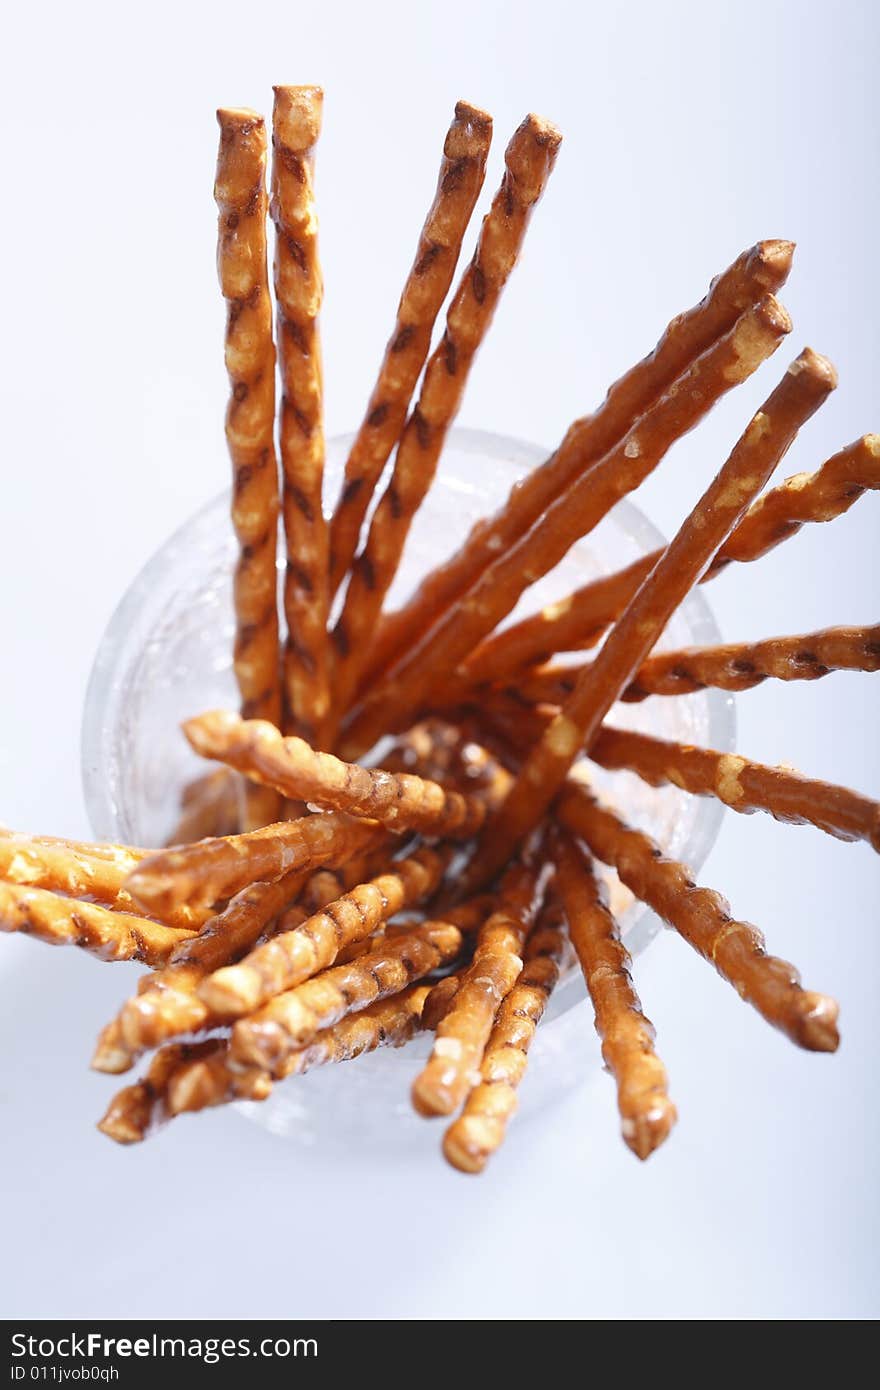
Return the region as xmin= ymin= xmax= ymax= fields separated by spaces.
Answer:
xmin=2 ymin=86 xmax=878 ymax=1174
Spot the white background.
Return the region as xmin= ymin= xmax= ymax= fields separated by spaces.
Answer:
xmin=1 ymin=0 xmax=878 ymax=1320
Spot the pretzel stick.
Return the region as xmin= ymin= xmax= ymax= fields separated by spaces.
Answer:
xmin=125 ymin=811 xmax=386 ymax=915
xmin=231 ymin=918 xmax=465 ymax=1071
xmin=465 ymin=347 xmax=837 ymax=890
xmin=412 ymin=862 xmax=541 ymax=1116
xmin=515 ymin=623 xmax=880 ymax=705
xmin=215 ymin=109 xmax=283 ymax=830
xmin=360 ymin=240 xmax=795 ymax=693
xmin=271 ymin=85 xmax=330 ymax=745
xmin=557 ymin=781 xmax=839 ymax=1050
xmin=589 ymin=725 xmax=880 ymax=851
xmin=422 ymin=971 xmax=465 ymax=1030
xmin=167 ymin=768 xmax=242 ymax=844
xmin=328 ymin=101 xmax=493 ymax=594
xmin=340 ymin=296 xmax=792 ymax=759
xmin=0 ymin=883 xmax=195 ymax=965
xmin=442 ymin=905 xmax=567 ymax=1173
xmin=198 ymin=844 xmax=452 ymax=1015
xmin=184 ymin=710 xmax=487 ymax=839
xmin=97 ymin=1041 xmax=225 ymax=1145
xmin=165 ymin=985 xmax=435 ymax=1119
xmin=553 ymin=833 xmax=675 ymax=1159
xmin=329 ymin=114 xmax=562 ymax=723
xmin=460 ymin=433 xmax=880 ymax=687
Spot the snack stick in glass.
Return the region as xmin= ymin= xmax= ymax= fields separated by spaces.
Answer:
xmin=0 ymin=883 xmax=195 ymax=966
xmin=442 ymin=904 xmax=567 ymax=1173
xmin=361 ymin=240 xmax=795 ymax=693
xmin=329 ymin=113 xmax=562 ymax=722
xmin=465 ymin=347 xmax=837 ymax=891
xmin=552 ymin=833 xmax=675 ymax=1160
xmin=184 ymin=710 xmax=488 ymax=839
xmin=340 ymin=296 xmax=792 ymax=760
xmin=215 ymin=108 xmax=283 ymax=829
xmin=328 ymin=101 xmax=493 ymax=594
xmin=167 ymin=767 xmax=242 ymax=845
xmin=557 ymin=781 xmax=839 ymax=1051
xmin=271 ymin=85 xmax=330 ymax=745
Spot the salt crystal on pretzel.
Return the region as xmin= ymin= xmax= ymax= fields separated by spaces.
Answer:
xmin=340 ymin=297 xmax=793 ymax=759
xmin=328 ymin=101 xmax=493 ymax=594
xmin=553 ymin=832 xmax=675 ymax=1160
xmin=125 ymin=810 xmax=386 ymax=915
xmin=557 ymin=781 xmax=839 ymax=1051
xmin=215 ymin=108 xmax=283 ymax=829
xmin=360 ymin=240 xmax=795 ymax=693
xmin=328 ymin=113 xmax=562 ymax=726
xmin=231 ymin=917 xmax=465 ymax=1072
xmin=464 ymin=347 xmax=837 ymax=891
xmin=459 ymin=434 xmax=880 ymax=688
xmin=0 ymin=882 xmax=195 ymax=966
xmin=198 ymin=843 xmax=452 ymax=1015
xmin=442 ymin=903 xmax=567 ymax=1173
xmin=184 ymin=709 xmax=489 ymax=839
xmin=411 ymin=861 xmax=541 ymax=1117
xmin=589 ymin=725 xmax=880 ymax=851
xmin=271 ymin=85 xmax=330 ymax=745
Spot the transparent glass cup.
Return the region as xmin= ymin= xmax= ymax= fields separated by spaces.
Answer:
xmin=81 ymin=429 xmax=734 ymax=1145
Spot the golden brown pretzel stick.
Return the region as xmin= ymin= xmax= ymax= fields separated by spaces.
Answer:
xmin=329 ymin=114 xmax=562 ymax=722
xmin=422 ymin=971 xmax=465 ymax=1030
xmin=166 ymin=985 xmax=434 ymax=1118
xmin=198 ymin=843 xmax=452 ymax=1015
xmin=271 ymin=85 xmax=330 ymax=745
xmin=231 ymin=917 xmax=465 ymax=1071
xmin=215 ymin=109 xmax=283 ymax=830
xmin=465 ymin=347 xmax=837 ymax=891
xmin=97 ymin=1041 xmax=226 ymax=1145
xmin=0 ymin=883 xmax=195 ymax=965
xmin=553 ymin=833 xmax=675 ymax=1160
xmin=184 ymin=710 xmax=487 ymax=839
xmin=442 ymin=905 xmax=567 ymax=1173
xmin=590 ymin=725 xmax=880 ymax=851
xmin=328 ymin=102 xmax=493 ymax=594
xmin=167 ymin=768 xmax=242 ymax=844
xmin=90 ymin=866 xmax=311 ymax=1073
xmin=360 ymin=240 xmax=795 ymax=693
xmin=460 ymin=434 xmax=880 ymax=687
xmin=557 ymin=781 xmax=839 ymax=1051
xmin=340 ymin=296 xmax=792 ymax=759
xmin=412 ymin=862 xmax=541 ymax=1117
xmin=514 ymin=623 xmax=880 ymax=706
xmin=125 ymin=810 xmax=386 ymax=915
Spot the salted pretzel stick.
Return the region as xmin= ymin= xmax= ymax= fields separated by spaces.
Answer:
xmin=97 ymin=1041 xmax=224 ymax=1145
xmin=590 ymin=725 xmax=880 ymax=851
xmin=328 ymin=102 xmax=493 ymax=594
xmin=215 ymin=109 xmax=283 ymax=830
xmin=329 ymin=114 xmax=562 ymax=722
xmin=199 ymin=843 xmax=452 ymax=1015
xmin=465 ymin=348 xmax=837 ymax=891
xmin=167 ymin=768 xmax=242 ymax=844
xmin=125 ymin=810 xmax=386 ymax=915
xmin=412 ymin=862 xmax=540 ymax=1117
xmin=422 ymin=971 xmax=465 ymax=1030
xmin=166 ymin=985 xmax=435 ymax=1118
xmin=553 ymin=833 xmax=675 ymax=1160
xmin=232 ymin=917 xmax=465 ymax=1071
xmin=442 ymin=906 xmax=567 ymax=1173
xmin=515 ymin=623 xmax=880 ymax=706
xmin=341 ymin=296 xmax=792 ymax=759
xmin=557 ymin=782 xmax=839 ymax=1050
xmin=360 ymin=240 xmax=795 ymax=693
xmin=0 ymin=883 xmax=194 ymax=965
xmin=460 ymin=434 xmax=880 ymax=687
xmin=271 ymin=85 xmax=330 ymax=745
xmin=184 ymin=710 xmax=487 ymax=839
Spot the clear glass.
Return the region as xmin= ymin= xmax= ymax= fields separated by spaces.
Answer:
xmin=81 ymin=429 xmax=735 ymax=1145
